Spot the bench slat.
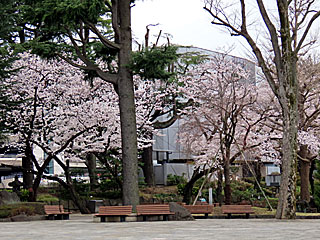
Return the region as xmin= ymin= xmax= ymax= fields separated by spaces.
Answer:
xmin=96 ymin=206 xmax=132 ymax=216
xmin=44 ymin=205 xmax=71 ymax=214
xmin=221 ymin=205 xmax=254 ymax=219
xmin=184 ymin=205 xmax=213 ymax=214
xmin=136 ymin=204 xmax=174 ymax=221
xmin=136 ymin=204 xmax=173 ymax=215
xmin=95 ymin=206 xmax=133 ymax=222
xmin=44 ymin=205 xmax=71 ymax=220
xmin=221 ymin=205 xmax=254 ymax=214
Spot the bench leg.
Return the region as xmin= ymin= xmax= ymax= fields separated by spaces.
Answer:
xmin=205 ymin=213 xmax=208 ymax=219
xmin=55 ymin=214 xmax=63 ymax=220
xmin=63 ymin=214 xmax=69 ymax=220
xmin=246 ymin=213 xmax=250 ymax=219
xmin=163 ymin=215 xmax=168 ymax=221
xmin=100 ymin=216 xmax=106 ymax=222
xmin=47 ymin=215 xmax=55 ymax=220
xmin=143 ymin=216 xmax=147 ymax=221
xmin=227 ymin=213 xmax=232 ymax=219
xmin=120 ymin=216 xmax=126 ymax=222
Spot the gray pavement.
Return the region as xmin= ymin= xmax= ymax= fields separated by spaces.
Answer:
xmin=1 ymin=214 xmax=320 ymax=240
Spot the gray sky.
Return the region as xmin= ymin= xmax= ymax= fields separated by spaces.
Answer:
xmin=131 ymin=0 xmax=320 ymax=60
xmin=131 ymin=0 xmax=249 ymax=58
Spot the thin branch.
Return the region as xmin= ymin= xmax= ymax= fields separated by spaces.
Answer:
xmin=84 ymin=21 xmax=120 ymax=50
xmin=295 ymin=10 xmax=320 ymax=54
xmin=111 ymin=0 xmax=121 ymax=42
xmin=56 ymin=54 xmax=118 ymax=84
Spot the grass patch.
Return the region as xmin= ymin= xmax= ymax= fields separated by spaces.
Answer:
xmin=252 ymin=207 xmax=276 ymax=215
xmin=212 ymin=207 xmax=275 ymax=216
xmin=37 ymin=194 xmax=59 ymax=203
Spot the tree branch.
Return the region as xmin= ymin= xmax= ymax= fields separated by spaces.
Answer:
xmin=295 ymin=10 xmax=320 ymax=54
xmin=84 ymin=21 xmax=120 ymax=50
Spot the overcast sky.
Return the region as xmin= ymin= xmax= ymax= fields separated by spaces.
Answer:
xmin=131 ymin=0 xmax=320 ymax=60
xmin=131 ymin=0 xmax=250 ymax=58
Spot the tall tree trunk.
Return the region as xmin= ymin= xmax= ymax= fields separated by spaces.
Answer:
xmin=31 ymin=156 xmax=54 ymax=202
xmin=216 ymin=169 xmax=223 ymax=205
xmin=22 ymin=156 xmax=33 ymax=188
xmin=31 ymin=173 xmax=43 ymax=202
xmin=310 ymin=160 xmax=316 ymax=196
xmin=86 ymin=153 xmax=98 ymax=191
xmin=23 ymin=145 xmax=34 ymax=202
xmin=299 ymin=145 xmax=310 ymax=203
xmin=274 ymin=1 xmax=299 ymax=220
xmin=117 ymin=0 xmax=139 ymax=208
xmin=275 ymin=59 xmax=298 ymax=219
xmin=253 ymin=161 xmax=262 ymax=191
xmin=224 ymin=158 xmax=231 ymax=205
xmin=141 ymin=146 xmax=155 ymax=186
xmin=276 ymin=112 xmax=298 ymax=219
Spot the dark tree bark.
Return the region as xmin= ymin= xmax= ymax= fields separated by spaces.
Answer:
xmin=85 ymin=153 xmax=98 ymax=191
xmin=30 ymin=155 xmax=54 ymax=202
xmin=224 ymin=158 xmax=231 ymax=205
xmin=310 ymin=160 xmax=316 ymax=196
xmin=299 ymin=145 xmax=310 ymax=202
xmin=216 ymin=169 xmax=223 ymax=205
xmin=253 ymin=161 xmax=262 ymax=191
xmin=117 ymin=0 xmax=139 ymax=207
xmin=22 ymin=144 xmax=34 ymax=202
xmin=182 ymin=168 xmax=205 ymax=204
xmin=141 ymin=146 xmax=155 ymax=186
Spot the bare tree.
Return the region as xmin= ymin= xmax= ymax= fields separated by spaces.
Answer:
xmin=204 ymin=0 xmax=320 ymax=219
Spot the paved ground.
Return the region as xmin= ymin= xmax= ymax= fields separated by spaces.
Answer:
xmin=1 ymin=214 xmax=320 ymax=240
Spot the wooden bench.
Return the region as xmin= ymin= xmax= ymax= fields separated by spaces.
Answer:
xmin=221 ymin=205 xmax=254 ymax=218
xmin=136 ymin=204 xmax=174 ymax=221
xmin=44 ymin=205 xmax=71 ymax=220
xmin=184 ymin=205 xmax=213 ymax=218
xmin=95 ymin=206 xmax=132 ymax=222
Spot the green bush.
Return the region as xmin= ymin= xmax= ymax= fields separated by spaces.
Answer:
xmin=94 ymin=190 xmax=122 ymax=199
xmin=231 ymin=180 xmax=260 ymax=203
xmin=0 ymin=209 xmax=10 ymax=218
xmin=166 ymin=174 xmax=187 ymax=186
xmin=154 ymin=193 xmax=182 ymax=203
xmin=19 ymin=189 xmax=29 ymax=202
xmin=177 ymin=183 xmax=185 ymax=195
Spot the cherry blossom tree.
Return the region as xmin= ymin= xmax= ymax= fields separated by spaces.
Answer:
xmin=4 ymin=52 xmax=170 ymax=209
xmin=4 ymin=53 xmax=120 ymax=212
xmin=178 ymin=56 xmax=271 ymax=204
xmin=12 ymin=0 xmax=140 ymax=207
xmin=178 ymin=52 xmax=320 ymax=206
